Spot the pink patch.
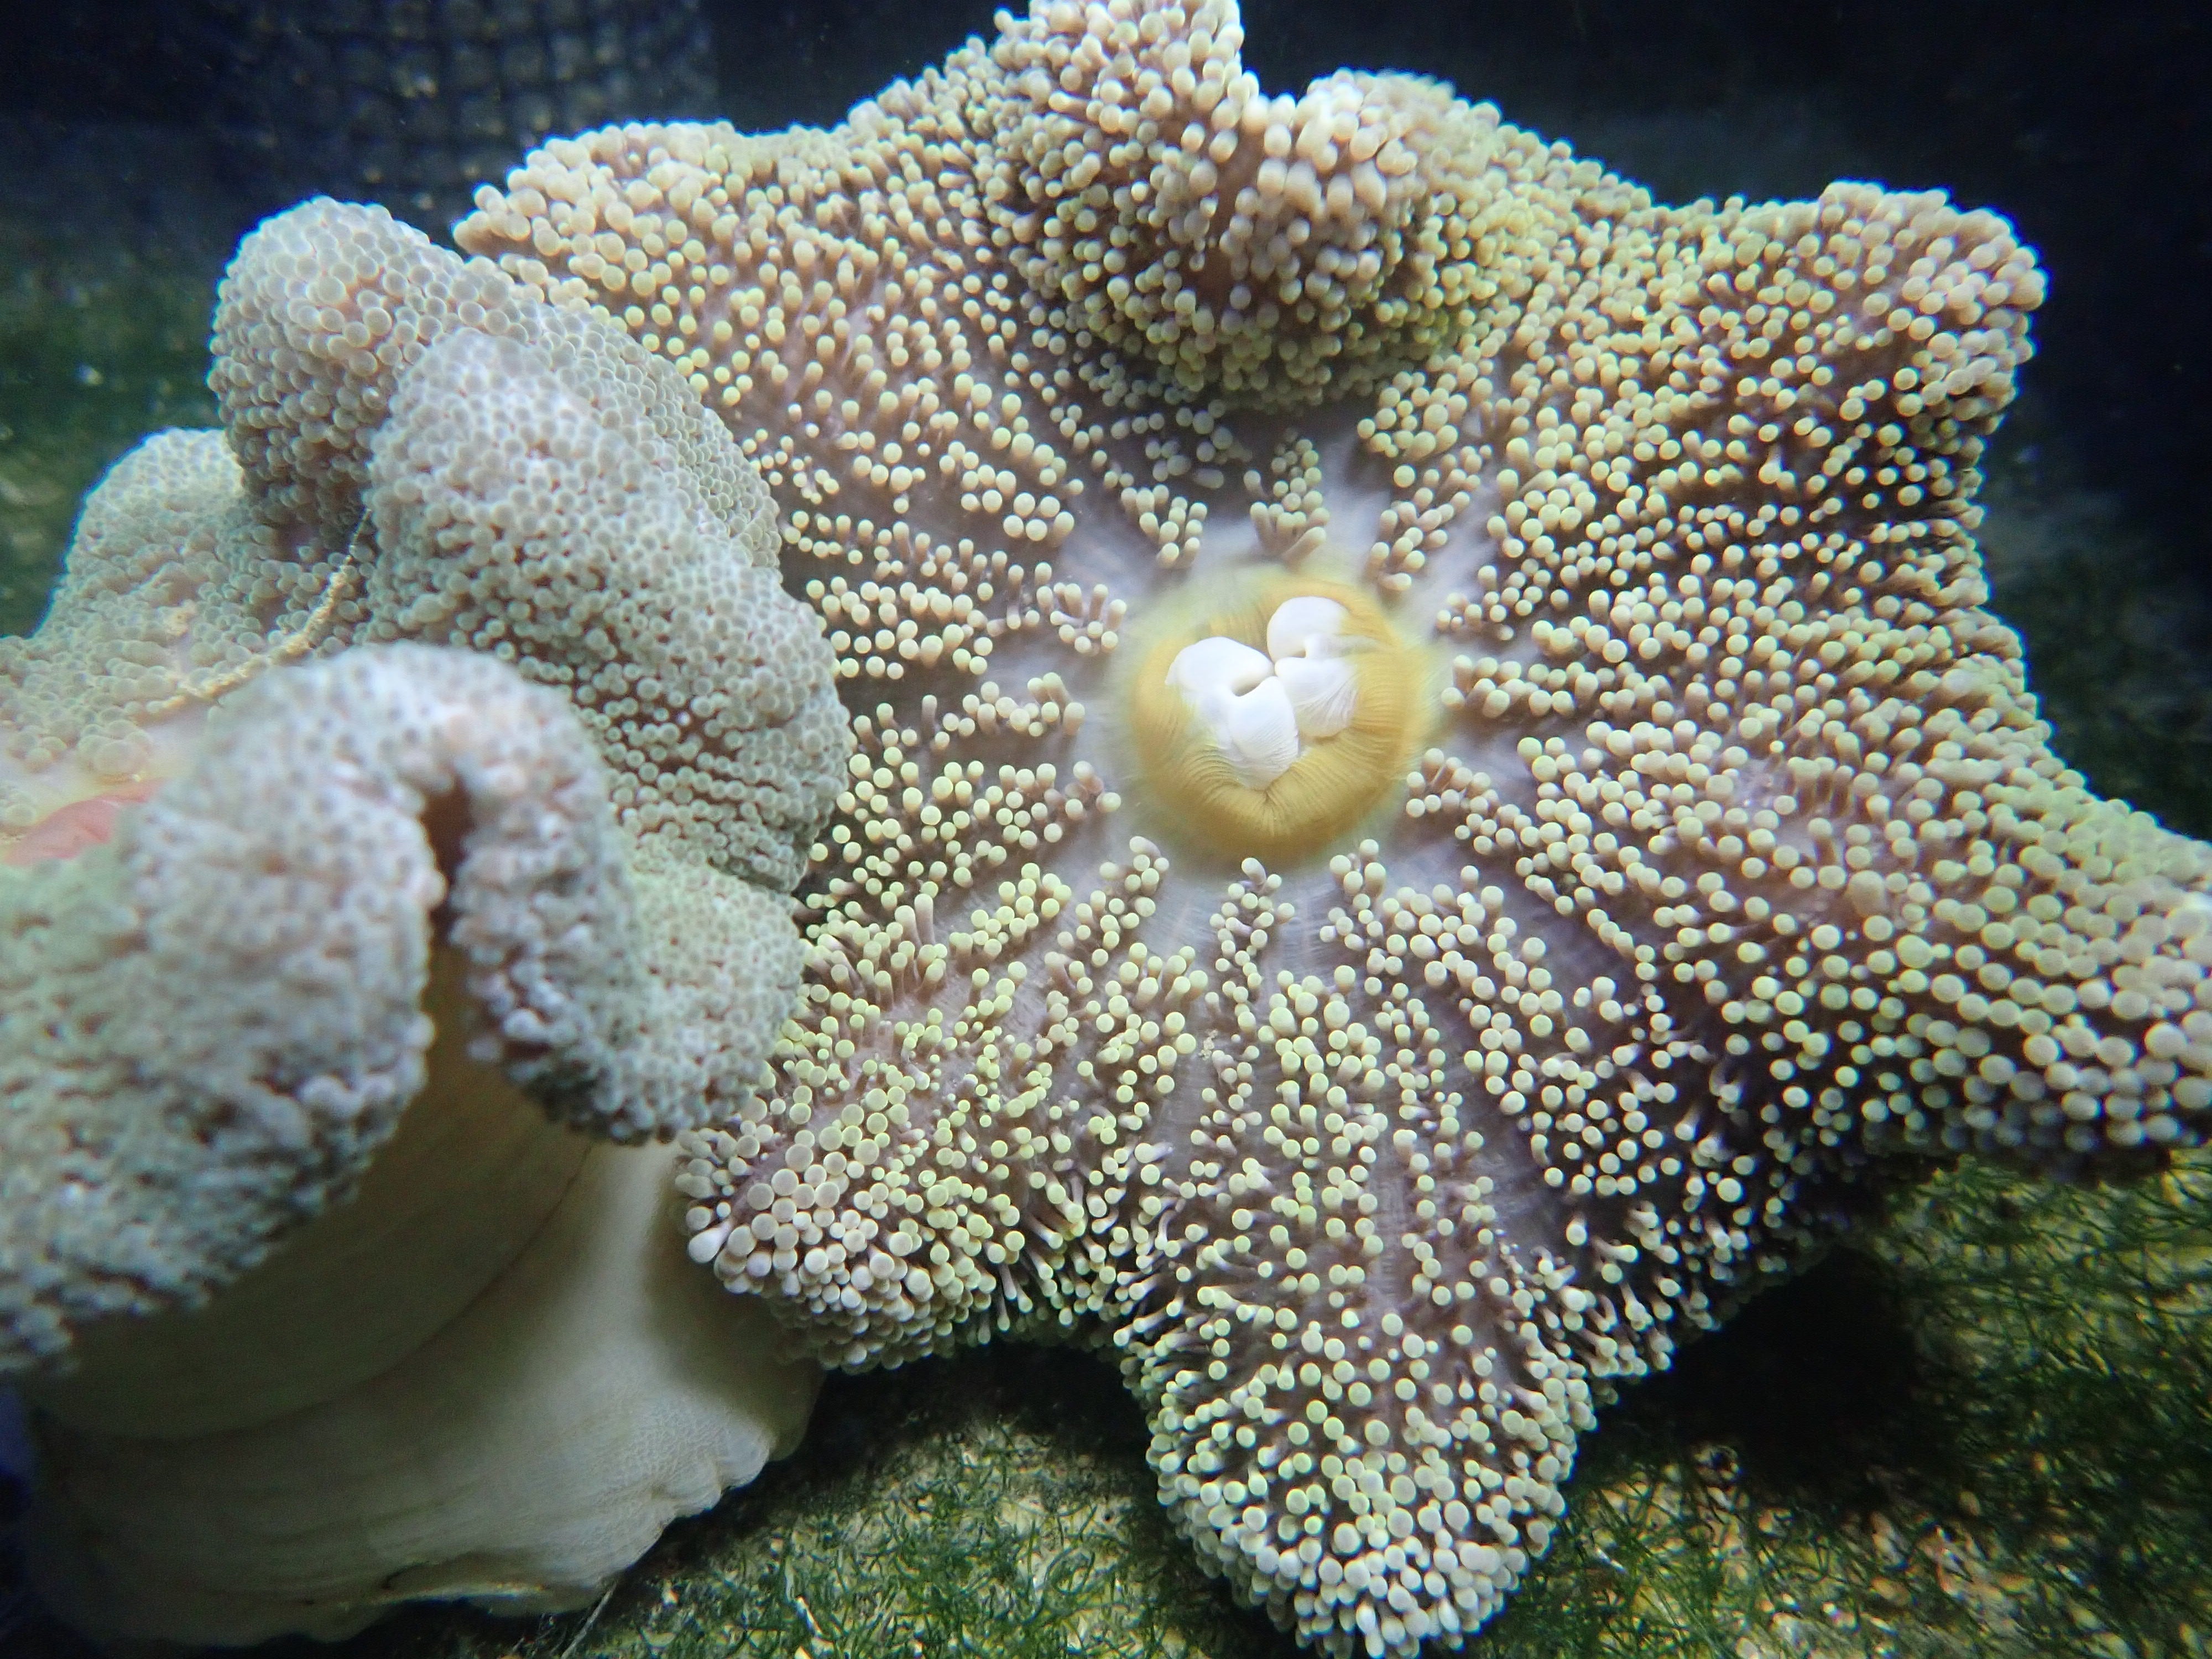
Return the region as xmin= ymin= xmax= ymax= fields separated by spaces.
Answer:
xmin=3 ymin=781 xmax=164 ymax=867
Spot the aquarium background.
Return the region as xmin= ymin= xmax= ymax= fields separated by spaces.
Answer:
xmin=3 ymin=3 xmax=2208 ymax=1656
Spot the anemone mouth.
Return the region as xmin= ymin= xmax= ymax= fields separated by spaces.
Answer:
xmin=1121 ymin=570 xmax=1437 ymax=867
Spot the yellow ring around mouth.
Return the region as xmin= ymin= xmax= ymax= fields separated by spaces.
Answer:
xmin=1123 ymin=573 xmax=1437 ymax=867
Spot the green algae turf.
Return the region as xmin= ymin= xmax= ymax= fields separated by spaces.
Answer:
xmin=0 ymin=218 xmax=221 ymax=640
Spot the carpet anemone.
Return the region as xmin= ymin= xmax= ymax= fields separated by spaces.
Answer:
xmin=459 ymin=2 xmax=2212 ymax=1652
xmin=0 ymin=198 xmax=847 ymax=1646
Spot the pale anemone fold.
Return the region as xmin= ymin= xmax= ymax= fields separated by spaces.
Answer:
xmin=1 ymin=197 xmax=848 ymax=1647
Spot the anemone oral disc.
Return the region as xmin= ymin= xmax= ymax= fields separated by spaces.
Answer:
xmin=1130 ymin=576 xmax=1434 ymax=865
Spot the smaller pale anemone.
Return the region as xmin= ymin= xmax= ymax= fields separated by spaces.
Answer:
xmin=6 ymin=646 xmax=822 ymax=1646
xmin=0 ymin=197 xmax=849 ymax=1647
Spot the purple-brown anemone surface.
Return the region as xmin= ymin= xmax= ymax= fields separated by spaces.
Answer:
xmin=452 ymin=3 xmax=2211 ymax=1653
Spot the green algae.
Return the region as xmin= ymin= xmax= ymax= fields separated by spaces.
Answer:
xmin=0 ymin=217 xmax=220 ymax=639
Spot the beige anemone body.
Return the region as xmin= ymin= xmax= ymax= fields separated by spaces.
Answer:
xmin=0 ymin=201 xmax=849 ymax=1645
xmin=460 ymin=3 xmax=2212 ymax=1655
